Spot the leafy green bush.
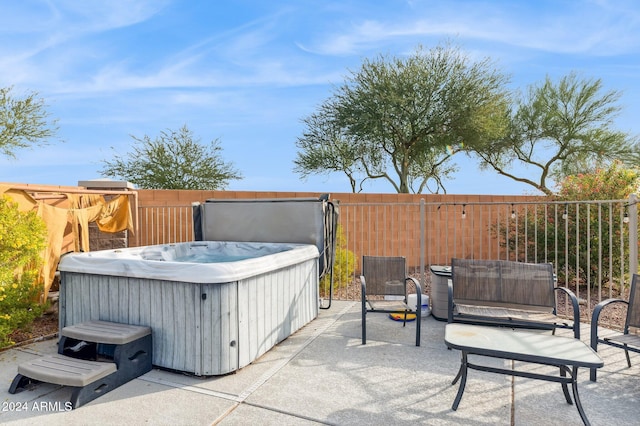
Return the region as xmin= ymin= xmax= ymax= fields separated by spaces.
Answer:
xmin=0 ymin=195 xmax=47 ymax=348
xmin=320 ymin=225 xmax=356 ymax=297
xmin=492 ymin=162 xmax=639 ymax=288
xmin=554 ymin=162 xmax=639 ymax=286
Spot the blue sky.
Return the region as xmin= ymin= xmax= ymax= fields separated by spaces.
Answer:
xmin=1 ymin=0 xmax=639 ymax=195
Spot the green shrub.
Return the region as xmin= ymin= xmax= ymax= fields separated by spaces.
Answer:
xmin=0 ymin=195 xmax=47 ymax=348
xmin=491 ymin=162 xmax=640 ymax=288
xmin=554 ymin=162 xmax=639 ymax=287
xmin=320 ymin=225 xmax=356 ymax=297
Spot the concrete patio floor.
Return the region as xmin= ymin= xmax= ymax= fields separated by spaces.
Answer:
xmin=1 ymin=300 xmax=639 ymax=425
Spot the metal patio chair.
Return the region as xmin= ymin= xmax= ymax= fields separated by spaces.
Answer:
xmin=360 ymin=256 xmax=422 ymax=346
xmin=590 ymin=273 xmax=640 ymax=381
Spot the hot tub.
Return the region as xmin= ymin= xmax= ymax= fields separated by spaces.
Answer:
xmin=57 ymin=241 xmax=319 ymax=376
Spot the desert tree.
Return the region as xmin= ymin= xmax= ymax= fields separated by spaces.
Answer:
xmin=468 ymin=72 xmax=640 ymax=195
xmin=0 ymin=86 xmax=59 ymax=158
xmin=294 ymin=43 xmax=510 ymax=193
xmin=100 ymin=125 xmax=242 ymax=190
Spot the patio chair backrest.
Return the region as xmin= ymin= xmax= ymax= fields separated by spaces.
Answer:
xmin=626 ymin=274 xmax=640 ymax=330
xmin=452 ymin=258 xmax=555 ymax=308
xmin=362 ymin=256 xmax=407 ymax=297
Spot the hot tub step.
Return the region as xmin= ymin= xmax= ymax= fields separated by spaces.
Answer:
xmin=11 ymin=354 xmax=117 ymax=387
xmin=8 ymin=320 xmax=153 ymax=409
xmin=61 ymin=320 xmax=151 ymax=345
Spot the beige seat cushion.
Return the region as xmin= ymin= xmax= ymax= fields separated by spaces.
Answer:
xmin=456 ymin=304 xmax=568 ymax=325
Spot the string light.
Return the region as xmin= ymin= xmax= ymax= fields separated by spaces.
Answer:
xmin=510 ymin=204 xmax=516 ymax=219
xmin=624 ymin=211 xmax=630 ymax=224
xmin=461 ymin=204 xmax=466 ymax=219
xmin=562 ymin=204 xmax=568 ymax=220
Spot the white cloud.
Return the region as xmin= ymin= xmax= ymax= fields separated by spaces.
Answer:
xmin=300 ymin=0 xmax=640 ymax=57
xmin=1 ymin=0 xmax=638 ymax=193
xmin=0 ymin=3 xmax=344 ymax=97
xmin=0 ymin=0 xmax=169 ymax=58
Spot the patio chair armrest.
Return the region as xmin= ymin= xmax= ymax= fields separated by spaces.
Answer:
xmin=360 ymin=275 xmax=367 ymax=301
xmin=406 ymin=276 xmax=422 ymax=296
xmin=591 ymin=298 xmax=628 ymax=347
xmin=592 ymin=298 xmax=628 ymax=326
xmin=447 ymin=278 xmax=454 ymax=323
xmin=589 ymin=297 xmax=629 ymax=381
xmin=406 ymin=277 xmax=422 ymax=321
xmin=554 ymin=286 xmax=581 ymax=338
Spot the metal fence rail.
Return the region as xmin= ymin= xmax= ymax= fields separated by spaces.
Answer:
xmin=137 ymin=205 xmax=193 ymax=246
xmin=136 ymin=196 xmax=639 ymax=311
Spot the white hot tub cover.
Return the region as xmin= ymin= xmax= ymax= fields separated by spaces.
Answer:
xmin=58 ymin=241 xmax=319 ymax=283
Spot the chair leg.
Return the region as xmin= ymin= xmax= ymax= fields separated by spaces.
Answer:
xmin=624 ymin=344 xmax=631 ymax=368
xmin=590 ymin=325 xmax=599 ymax=382
xmin=361 ymin=300 xmax=367 ymax=345
xmin=415 ymin=311 xmax=421 ymax=347
xmin=559 ymin=366 xmax=573 ymax=405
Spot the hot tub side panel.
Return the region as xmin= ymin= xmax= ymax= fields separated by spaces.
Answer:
xmin=59 ymin=271 xmax=238 ymax=375
xmin=200 ymin=279 xmax=240 ymax=376
xmin=59 ymin=252 xmax=318 ymax=376
xmin=236 ymin=257 xmax=319 ymax=370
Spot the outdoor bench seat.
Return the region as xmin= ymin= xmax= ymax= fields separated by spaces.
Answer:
xmin=455 ymin=303 xmax=570 ymax=323
xmin=448 ymin=258 xmax=581 ymax=339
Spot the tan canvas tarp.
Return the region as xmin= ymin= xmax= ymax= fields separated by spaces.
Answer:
xmin=1 ymin=187 xmax=134 ymax=301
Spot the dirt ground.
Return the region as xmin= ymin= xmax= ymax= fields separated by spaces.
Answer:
xmin=7 ymin=311 xmax=59 ymax=347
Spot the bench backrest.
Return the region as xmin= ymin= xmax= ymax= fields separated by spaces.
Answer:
xmin=451 ymin=258 xmax=555 ymax=308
